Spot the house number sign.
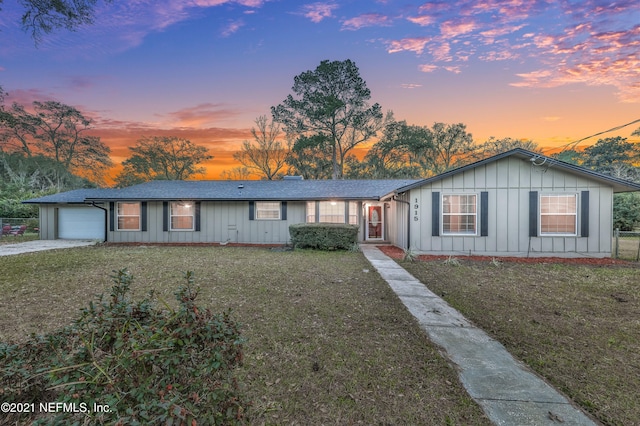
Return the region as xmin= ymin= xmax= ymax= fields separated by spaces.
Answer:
xmin=413 ymin=198 xmax=419 ymax=221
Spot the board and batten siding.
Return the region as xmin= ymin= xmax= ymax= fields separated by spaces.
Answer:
xmin=106 ymin=201 xmax=306 ymax=244
xmin=409 ymin=156 xmax=613 ymax=258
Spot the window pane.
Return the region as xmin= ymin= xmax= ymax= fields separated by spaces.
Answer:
xmin=118 ymin=202 xmax=140 ymax=216
xmin=319 ymin=201 xmax=345 ymax=223
xmin=256 ymin=202 xmax=280 ymax=220
xmin=118 ymin=216 xmax=139 ymax=230
xmin=540 ymin=194 xmax=577 ymax=234
xmin=172 ymin=202 xmax=193 ymax=215
xmin=170 ymin=201 xmax=195 ymax=230
xmin=349 ymin=201 xmax=359 ymax=225
xmin=171 ymin=216 xmax=193 ymax=230
xmin=442 ymin=194 xmax=476 ymax=234
xmin=117 ymin=202 xmax=140 ymax=230
xmin=306 ymin=201 xmax=316 ymax=223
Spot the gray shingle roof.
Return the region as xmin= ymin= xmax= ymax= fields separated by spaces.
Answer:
xmin=22 ymin=188 xmax=114 ymax=204
xmin=24 ymin=179 xmax=422 ymax=204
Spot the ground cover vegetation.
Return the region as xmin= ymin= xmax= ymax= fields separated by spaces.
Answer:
xmin=400 ymin=257 xmax=640 ymax=426
xmin=0 ymin=246 xmax=490 ymax=425
xmin=1 ymin=269 xmax=245 ymax=425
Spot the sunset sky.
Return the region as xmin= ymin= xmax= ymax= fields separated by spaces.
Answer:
xmin=1 ymin=0 xmax=639 ymax=181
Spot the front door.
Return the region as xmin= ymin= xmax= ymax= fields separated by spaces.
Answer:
xmin=366 ymin=204 xmax=383 ymax=240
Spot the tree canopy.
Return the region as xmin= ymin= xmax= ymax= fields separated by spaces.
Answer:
xmin=272 ymin=59 xmax=385 ymax=179
xmin=4 ymin=0 xmax=112 ymax=44
xmin=0 ymin=99 xmax=112 ymax=184
xmin=114 ymin=136 xmax=213 ymax=187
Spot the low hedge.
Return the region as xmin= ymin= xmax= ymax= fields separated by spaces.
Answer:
xmin=289 ymin=223 xmax=359 ymax=250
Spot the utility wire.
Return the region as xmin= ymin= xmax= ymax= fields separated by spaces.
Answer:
xmin=543 ymin=118 xmax=640 ymax=155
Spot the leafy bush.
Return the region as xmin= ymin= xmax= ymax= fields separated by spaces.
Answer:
xmin=289 ymin=223 xmax=359 ymax=250
xmin=613 ymin=192 xmax=640 ymax=231
xmin=0 ymin=269 xmax=245 ymax=425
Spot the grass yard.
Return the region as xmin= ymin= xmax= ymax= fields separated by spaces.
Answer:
xmin=614 ymin=237 xmax=640 ymax=261
xmin=400 ymin=258 xmax=640 ymax=426
xmin=0 ymin=233 xmax=39 ymax=245
xmin=0 ymin=245 xmax=489 ymax=425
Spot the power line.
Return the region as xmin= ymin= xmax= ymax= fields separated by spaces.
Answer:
xmin=543 ymin=118 xmax=640 ymax=155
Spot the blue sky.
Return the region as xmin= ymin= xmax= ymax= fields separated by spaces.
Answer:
xmin=1 ymin=0 xmax=639 ymax=178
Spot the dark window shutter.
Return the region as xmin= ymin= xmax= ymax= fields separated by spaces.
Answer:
xmin=529 ymin=191 xmax=538 ymax=237
xmin=195 ymin=201 xmax=201 ymax=231
xmin=109 ymin=202 xmax=114 ymax=232
xmin=163 ymin=202 xmax=168 ymax=232
xmin=281 ymin=202 xmax=287 ymax=220
xmin=480 ymin=191 xmax=488 ymax=237
xmin=249 ymin=201 xmax=255 ymax=220
xmin=432 ymin=192 xmax=440 ymax=236
xmin=580 ymin=191 xmax=589 ymax=237
xmin=141 ymin=202 xmax=147 ymax=231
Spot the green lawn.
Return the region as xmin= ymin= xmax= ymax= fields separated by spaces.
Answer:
xmin=0 ymin=246 xmax=489 ymax=425
xmin=401 ymin=257 xmax=640 ymax=426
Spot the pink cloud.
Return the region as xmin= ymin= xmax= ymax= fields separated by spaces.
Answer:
xmin=440 ymin=19 xmax=478 ymax=38
xmin=431 ymin=42 xmax=451 ymax=61
xmin=514 ymin=21 xmax=640 ymax=102
xmin=480 ymin=49 xmax=519 ymax=61
xmin=418 ymin=64 xmax=437 ymax=73
xmin=387 ymin=37 xmax=431 ymax=54
xmin=480 ymin=24 xmax=526 ymax=43
xmin=341 ymin=13 xmax=390 ymax=30
xmin=300 ymin=2 xmax=338 ymax=23
xmin=221 ymin=19 xmax=244 ymax=37
xmin=407 ymin=15 xmax=435 ymax=26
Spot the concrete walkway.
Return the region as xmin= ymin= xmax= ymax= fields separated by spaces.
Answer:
xmin=0 ymin=239 xmax=97 ymax=256
xmin=360 ymin=245 xmax=597 ymax=426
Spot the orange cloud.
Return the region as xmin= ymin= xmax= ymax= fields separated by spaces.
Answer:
xmin=163 ymin=103 xmax=241 ymax=128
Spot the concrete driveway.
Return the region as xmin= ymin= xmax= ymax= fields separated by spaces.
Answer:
xmin=0 ymin=239 xmax=98 ymax=256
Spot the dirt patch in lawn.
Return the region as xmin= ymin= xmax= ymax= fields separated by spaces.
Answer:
xmin=399 ymin=256 xmax=640 ymax=426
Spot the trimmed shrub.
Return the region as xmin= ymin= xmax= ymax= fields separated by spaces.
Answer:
xmin=289 ymin=223 xmax=359 ymax=250
xmin=0 ymin=269 xmax=245 ymax=425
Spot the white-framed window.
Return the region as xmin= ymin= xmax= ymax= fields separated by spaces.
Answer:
xmin=442 ymin=194 xmax=477 ymax=235
xmin=117 ymin=202 xmax=140 ymax=231
xmin=319 ymin=201 xmax=345 ymax=223
xmin=540 ymin=194 xmax=577 ymax=235
xmin=255 ymin=201 xmax=281 ymax=220
xmin=170 ymin=201 xmax=194 ymax=231
xmin=306 ymin=201 xmax=359 ymax=224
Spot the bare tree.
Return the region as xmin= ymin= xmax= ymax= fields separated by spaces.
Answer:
xmin=219 ymin=166 xmax=252 ymax=180
xmin=233 ymin=116 xmax=289 ymax=180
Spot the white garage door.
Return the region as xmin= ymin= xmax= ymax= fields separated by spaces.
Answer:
xmin=58 ymin=206 xmax=105 ymax=240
